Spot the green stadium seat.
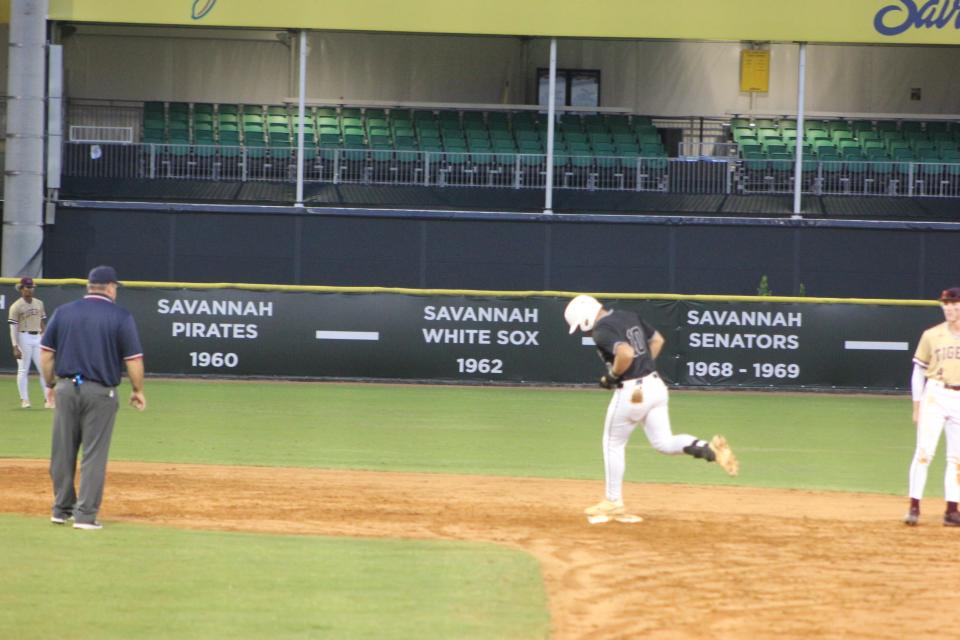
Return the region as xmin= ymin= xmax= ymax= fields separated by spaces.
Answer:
xmin=901 ymin=121 xmax=924 ymax=134
xmin=757 ymin=127 xmax=779 ymax=141
xmin=469 ymin=141 xmax=493 ymax=153
xmin=486 ymin=114 xmax=509 ymax=130
xmin=941 ymin=148 xmax=960 ymax=161
xmin=593 ymin=142 xmax=615 ymax=155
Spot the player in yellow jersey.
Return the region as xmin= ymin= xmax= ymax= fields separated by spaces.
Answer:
xmin=904 ymin=287 xmax=960 ymax=527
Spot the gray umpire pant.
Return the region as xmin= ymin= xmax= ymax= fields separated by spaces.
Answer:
xmin=49 ymin=379 xmax=120 ymax=524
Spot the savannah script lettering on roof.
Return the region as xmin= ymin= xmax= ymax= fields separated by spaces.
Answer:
xmin=874 ymin=0 xmax=960 ymax=35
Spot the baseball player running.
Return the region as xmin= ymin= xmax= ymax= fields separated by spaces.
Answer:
xmin=904 ymin=287 xmax=960 ymax=527
xmin=565 ymin=295 xmax=738 ymax=522
xmin=8 ymin=277 xmax=53 ymax=409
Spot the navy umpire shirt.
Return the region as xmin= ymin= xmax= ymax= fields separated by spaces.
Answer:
xmin=41 ymin=293 xmax=144 ymax=387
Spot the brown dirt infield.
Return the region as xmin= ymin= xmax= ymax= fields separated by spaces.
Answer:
xmin=3 ymin=459 xmax=959 ymax=639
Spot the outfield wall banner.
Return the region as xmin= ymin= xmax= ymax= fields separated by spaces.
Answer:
xmin=0 ymin=285 xmax=942 ymax=390
xmin=36 ymin=0 xmax=960 ymax=45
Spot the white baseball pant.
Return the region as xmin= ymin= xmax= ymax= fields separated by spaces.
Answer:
xmin=16 ymin=332 xmax=45 ymax=404
xmin=908 ymin=380 xmax=960 ymax=502
xmin=601 ymin=373 xmax=698 ymax=502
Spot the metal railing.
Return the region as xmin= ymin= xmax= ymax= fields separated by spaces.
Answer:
xmin=737 ymin=158 xmax=960 ymax=198
xmin=62 ymin=142 xmax=708 ymax=193
xmin=60 ymin=141 xmax=960 ymax=199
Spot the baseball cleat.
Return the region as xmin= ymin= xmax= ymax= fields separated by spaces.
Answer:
xmin=51 ymin=514 xmax=73 ymax=525
xmin=584 ymin=499 xmax=625 ymax=517
xmin=20 ymin=400 xmax=31 ymax=409
xmin=73 ymin=521 xmax=103 ymax=531
xmin=903 ymin=508 xmax=920 ymax=526
xmin=709 ymin=435 xmax=739 ymax=476
xmin=943 ymin=511 xmax=960 ymax=527
xmin=44 ymin=401 xmax=55 ymax=409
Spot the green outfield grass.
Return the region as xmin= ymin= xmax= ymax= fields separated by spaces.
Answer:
xmin=0 ymin=377 xmax=928 ymax=640
xmin=1 ymin=377 xmax=923 ymax=494
xmin=0 ymin=514 xmax=549 ymax=640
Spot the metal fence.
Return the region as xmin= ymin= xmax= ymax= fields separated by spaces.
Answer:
xmin=61 ymin=141 xmax=960 ymax=199
xmin=62 ymin=142 xmax=705 ymax=193
xmin=737 ymin=158 xmax=960 ymax=198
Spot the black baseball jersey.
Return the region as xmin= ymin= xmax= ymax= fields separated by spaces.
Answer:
xmin=591 ymin=309 xmax=659 ymax=380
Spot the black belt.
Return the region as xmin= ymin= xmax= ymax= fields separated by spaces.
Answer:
xmin=22 ymin=331 xmax=39 ymax=335
xmin=59 ymin=375 xmax=108 ymax=387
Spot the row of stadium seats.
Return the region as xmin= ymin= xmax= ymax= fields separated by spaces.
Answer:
xmin=731 ymin=117 xmax=958 ymax=135
xmin=140 ymin=101 xmax=667 ymax=158
xmin=731 ymin=116 xmax=960 ymax=163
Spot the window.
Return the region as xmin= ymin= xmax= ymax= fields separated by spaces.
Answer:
xmin=537 ymin=69 xmax=601 ymax=109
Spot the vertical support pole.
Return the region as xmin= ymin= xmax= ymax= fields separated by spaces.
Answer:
xmin=792 ymin=42 xmax=807 ymax=219
xmin=295 ymin=30 xmax=308 ymax=207
xmin=544 ymin=37 xmax=557 ymax=213
xmin=46 ymin=45 xmax=63 ymax=192
xmin=2 ymin=0 xmax=49 ymax=277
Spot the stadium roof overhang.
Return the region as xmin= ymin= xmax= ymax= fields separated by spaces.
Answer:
xmin=3 ymin=0 xmax=960 ymax=45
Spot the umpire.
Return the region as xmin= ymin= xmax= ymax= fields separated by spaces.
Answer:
xmin=39 ymin=265 xmax=146 ymax=530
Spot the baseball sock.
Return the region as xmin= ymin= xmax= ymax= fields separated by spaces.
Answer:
xmin=910 ymin=498 xmax=920 ymax=512
xmin=947 ymin=501 xmax=958 ymax=514
xmin=682 ymin=439 xmax=716 ymax=462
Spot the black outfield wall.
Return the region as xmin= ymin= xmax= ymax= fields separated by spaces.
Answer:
xmin=43 ymin=203 xmax=960 ymax=299
xmin=0 ymin=283 xmax=939 ymax=390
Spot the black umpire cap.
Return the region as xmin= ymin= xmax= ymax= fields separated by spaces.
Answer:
xmin=940 ymin=287 xmax=960 ymax=302
xmin=88 ymin=265 xmax=120 ymax=285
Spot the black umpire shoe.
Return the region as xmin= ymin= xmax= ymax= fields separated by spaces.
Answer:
xmin=943 ymin=511 xmax=960 ymax=527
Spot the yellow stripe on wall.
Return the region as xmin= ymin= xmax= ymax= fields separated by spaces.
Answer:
xmin=42 ymin=0 xmax=960 ymax=45
xmin=0 ymin=278 xmax=939 ymax=306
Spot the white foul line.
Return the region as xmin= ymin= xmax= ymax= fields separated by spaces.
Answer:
xmin=844 ymin=340 xmax=908 ymax=351
xmin=582 ymin=337 xmax=596 ymax=346
xmin=316 ymin=331 xmax=380 ymax=341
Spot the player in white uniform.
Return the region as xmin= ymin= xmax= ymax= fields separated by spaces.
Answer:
xmin=904 ymin=287 xmax=960 ymax=527
xmin=8 ymin=277 xmax=53 ymax=409
xmin=565 ymin=295 xmax=739 ymax=523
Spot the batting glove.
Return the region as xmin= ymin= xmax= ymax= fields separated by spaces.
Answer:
xmin=599 ymin=374 xmax=623 ymax=389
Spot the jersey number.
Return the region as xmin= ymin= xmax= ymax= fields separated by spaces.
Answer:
xmin=626 ymin=326 xmax=648 ymax=358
